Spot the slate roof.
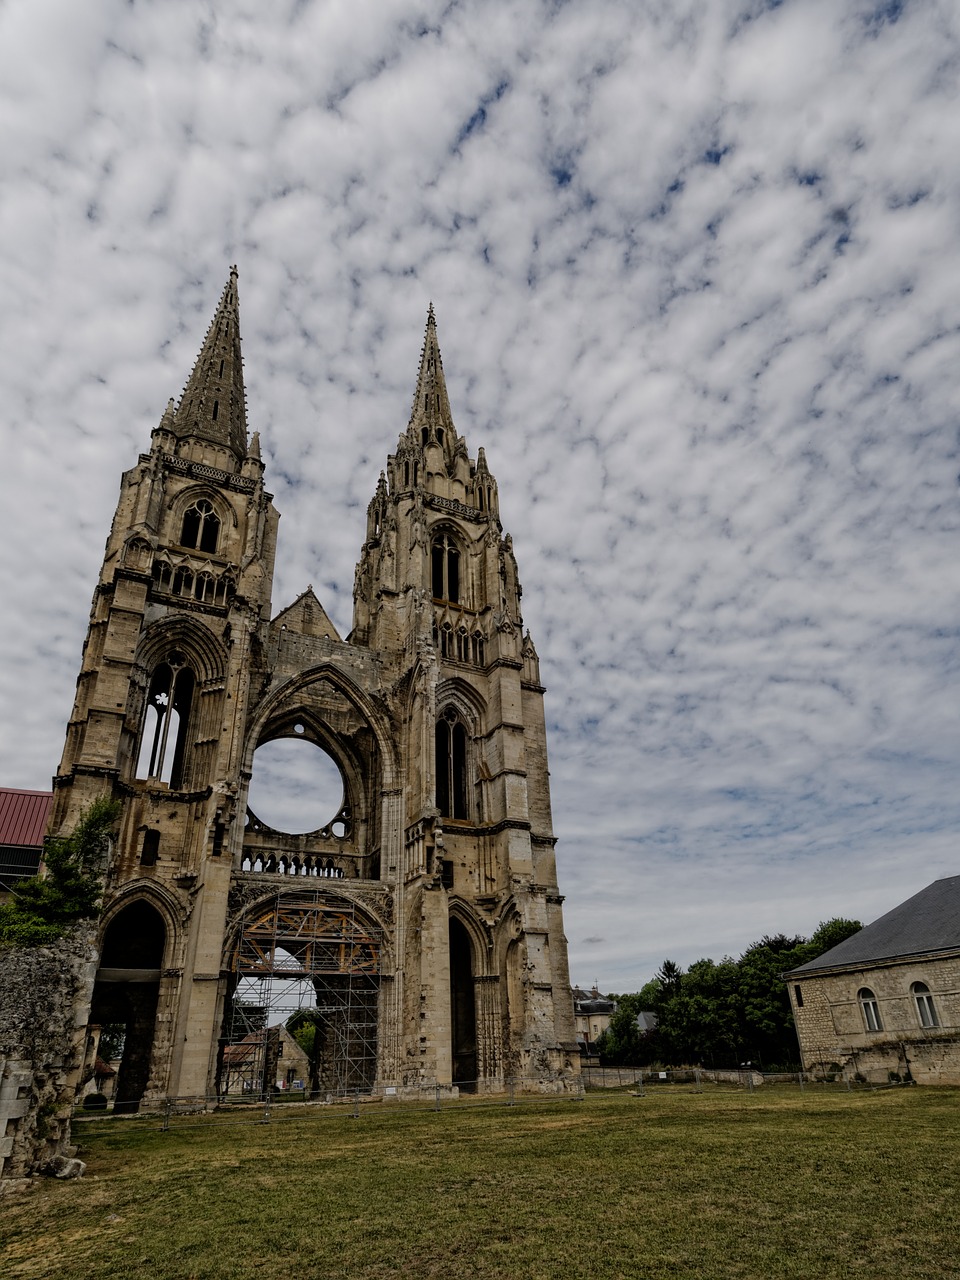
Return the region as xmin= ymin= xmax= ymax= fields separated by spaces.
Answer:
xmin=787 ymin=875 xmax=960 ymax=976
xmin=0 ymin=787 xmax=52 ymax=848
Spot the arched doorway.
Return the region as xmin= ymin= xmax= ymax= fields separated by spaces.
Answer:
xmin=449 ymin=919 xmax=477 ymax=1090
xmin=220 ymin=894 xmax=382 ymax=1099
xmin=90 ymin=900 xmax=166 ymax=1112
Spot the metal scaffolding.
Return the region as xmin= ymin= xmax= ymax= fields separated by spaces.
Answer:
xmin=220 ymin=890 xmax=382 ymax=1098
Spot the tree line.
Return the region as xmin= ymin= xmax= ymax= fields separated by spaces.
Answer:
xmin=596 ymin=918 xmax=861 ymax=1071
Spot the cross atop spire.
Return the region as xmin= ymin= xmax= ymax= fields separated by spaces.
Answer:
xmin=174 ymin=267 xmax=249 ymax=459
xmin=408 ymin=304 xmax=455 ymax=449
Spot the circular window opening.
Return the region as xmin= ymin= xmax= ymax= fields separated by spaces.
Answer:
xmin=247 ymin=738 xmax=344 ymax=834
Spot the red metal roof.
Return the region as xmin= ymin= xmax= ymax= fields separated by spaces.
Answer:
xmin=0 ymin=787 xmax=53 ymax=848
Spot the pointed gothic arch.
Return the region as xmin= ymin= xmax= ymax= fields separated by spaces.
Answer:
xmin=134 ymin=615 xmax=227 ymax=684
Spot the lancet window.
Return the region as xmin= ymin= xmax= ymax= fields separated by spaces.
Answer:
xmin=135 ymin=653 xmax=195 ymax=788
xmin=180 ymin=499 xmax=220 ymax=553
xmin=432 ymin=533 xmax=460 ymax=603
xmin=436 ymin=708 xmax=468 ymax=820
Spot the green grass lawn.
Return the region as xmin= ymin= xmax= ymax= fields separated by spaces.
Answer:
xmin=3 ymin=1086 xmax=959 ymax=1280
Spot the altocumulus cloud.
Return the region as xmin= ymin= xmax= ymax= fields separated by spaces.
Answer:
xmin=0 ymin=0 xmax=958 ymax=989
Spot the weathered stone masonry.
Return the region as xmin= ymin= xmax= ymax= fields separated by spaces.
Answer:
xmin=47 ymin=275 xmax=579 ymax=1107
xmin=0 ymin=925 xmax=97 ymax=1179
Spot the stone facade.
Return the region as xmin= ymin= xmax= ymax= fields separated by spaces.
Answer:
xmin=48 ymin=273 xmax=579 ymax=1107
xmin=789 ymin=953 xmax=960 ymax=1084
xmin=0 ymin=925 xmax=97 ymax=1179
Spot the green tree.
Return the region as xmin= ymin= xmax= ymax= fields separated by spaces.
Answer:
xmin=736 ymin=935 xmax=810 ymax=1066
xmin=598 ymin=993 xmax=646 ymax=1064
xmin=617 ymin=918 xmax=865 ymax=1070
xmin=807 ymin=918 xmax=861 ymax=955
xmin=0 ymin=797 xmax=120 ymax=947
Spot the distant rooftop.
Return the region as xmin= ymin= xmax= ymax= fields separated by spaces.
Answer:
xmin=0 ymin=787 xmax=52 ymax=848
xmin=788 ymin=875 xmax=960 ymax=976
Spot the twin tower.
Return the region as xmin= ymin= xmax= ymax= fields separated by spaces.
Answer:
xmin=51 ymin=270 xmax=578 ymax=1106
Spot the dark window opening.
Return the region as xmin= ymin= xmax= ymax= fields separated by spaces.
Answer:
xmin=180 ymin=499 xmax=220 ymax=554
xmin=211 ymin=822 xmax=225 ymax=858
xmin=431 ymin=535 xmax=460 ymax=603
xmin=140 ymin=829 xmax=160 ymax=866
xmin=421 ymin=426 xmax=429 ymax=446
xmin=218 ymin=358 xmax=224 ymax=377
xmin=436 ymin=710 xmax=468 ymax=820
xmin=794 ymin=985 xmax=803 ymax=1008
xmin=212 ymin=399 xmax=219 ymax=421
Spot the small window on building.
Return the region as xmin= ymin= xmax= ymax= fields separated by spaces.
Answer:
xmin=858 ymin=987 xmax=882 ymax=1032
xmin=912 ymin=981 xmax=939 ymax=1029
xmin=794 ymin=985 xmax=804 ymax=1008
xmin=140 ymin=829 xmax=160 ymax=866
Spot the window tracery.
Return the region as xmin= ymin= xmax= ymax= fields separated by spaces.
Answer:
xmin=135 ymin=653 xmax=195 ymax=788
xmin=180 ymin=498 xmax=220 ymax=553
xmin=436 ymin=707 xmax=468 ymax=820
xmin=432 ymin=533 xmax=460 ymax=603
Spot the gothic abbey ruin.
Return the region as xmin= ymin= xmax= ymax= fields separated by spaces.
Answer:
xmin=50 ymin=271 xmax=578 ymax=1106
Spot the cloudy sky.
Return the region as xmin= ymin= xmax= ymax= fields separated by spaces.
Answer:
xmin=1 ymin=0 xmax=958 ymax=990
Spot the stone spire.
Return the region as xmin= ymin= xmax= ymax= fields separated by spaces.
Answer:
xmin=174 ymin=266 xmax=249 ymax=459
xmin=408 ymin=304 xmax=455 ymax=451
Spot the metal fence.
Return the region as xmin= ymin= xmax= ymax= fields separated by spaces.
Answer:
xmin=73 ymin=1075 xmax=588 ymax=1134
xmin=580 ymin=1065 xmax=892 ymax=1093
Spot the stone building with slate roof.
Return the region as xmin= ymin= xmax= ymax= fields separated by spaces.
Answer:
xmin=785 ymin=876 xmax=960 ymax=1084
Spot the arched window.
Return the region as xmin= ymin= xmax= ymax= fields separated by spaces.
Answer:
xmin=912 ymin=982 xmax=939 ymax=1029
xmin=432 ymin=534 xmax=460 ymax=603
xmin=135 ymin=653 xmax=195 ymax=788
xmin=180 ymin=499 xmax=220 ymax=554
xmin=858 ymin=987 xmax=882 ymax=1032
xmin=436 ymin=708 xmax=468 ymax=820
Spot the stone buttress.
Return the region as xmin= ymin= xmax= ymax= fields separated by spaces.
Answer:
xmin=49 ymin=277 xmax=578 ymax=1106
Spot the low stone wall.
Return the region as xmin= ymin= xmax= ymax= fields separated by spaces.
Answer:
xmin=0 ymin=924 xmax=98 ymax=1180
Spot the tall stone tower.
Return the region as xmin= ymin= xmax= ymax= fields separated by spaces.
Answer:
xmin=51 ymin=272 xmax=578 ymax=1107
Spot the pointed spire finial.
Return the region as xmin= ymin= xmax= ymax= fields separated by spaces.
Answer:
xmin=174 ymin=269 xmax=249 ymax=459
xmin=408 ymin=303 xmax=455 ymax=448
